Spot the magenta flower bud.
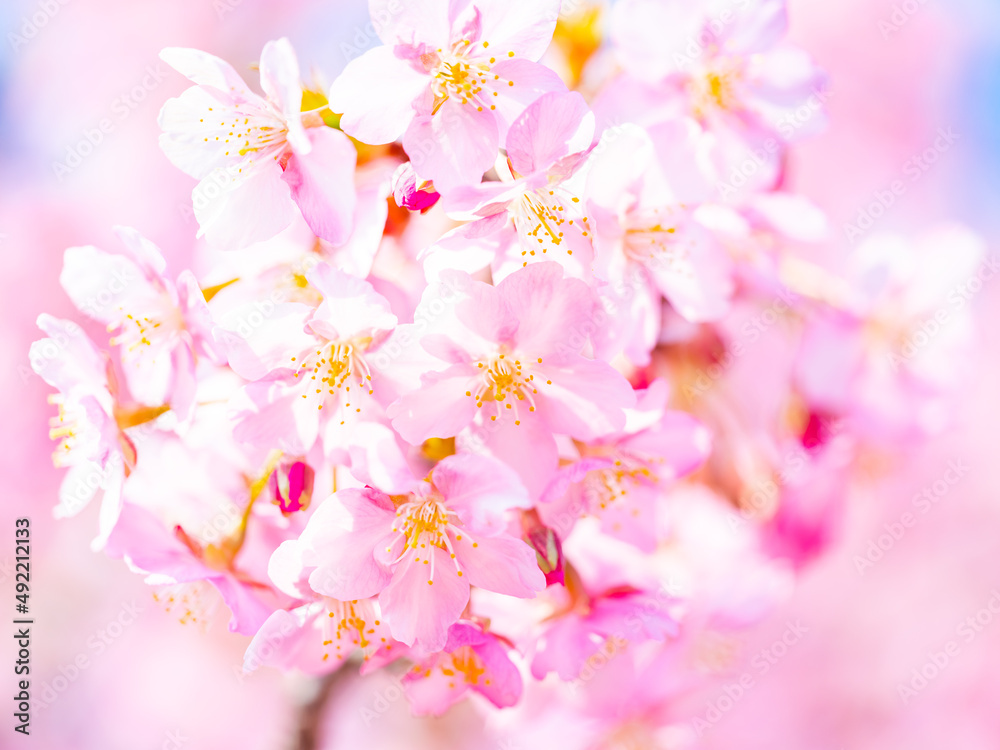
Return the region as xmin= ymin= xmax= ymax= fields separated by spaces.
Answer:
xmin=391 ymin=162 xmax=441 ymax=213
xmin=523 ymin=512 xmax=564 ymax=587
xmin=269 ymin=459 xmax=315 ymax=515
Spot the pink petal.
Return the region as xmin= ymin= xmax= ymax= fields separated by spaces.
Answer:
xmin=505 ymin=91 xmax=593 ymax=177
xmin=474 ymin=0 xmax=561 ymax=61
xmin=282 ymin=127 xmax=358 ymax=245
xmin=453 ymin=532 xmax=545 ymax=597
xmin=387 ymin=363 xmax=480 ymax=444
xmin=370 ymin=0 xmax=450 ymax=47
xmin=495 ymin=262 xmax=596 ymax=361
xmin=403 ymin=660 xmax=469 ymax=716
xmin=402 ymin=99 xmax=499 ymax=194
xmin=487 ymin=59 xmax=567 ymax=142
xmin=214 ymin=301 xmax=315 ymax=381
xmin=534 ymin=359 xmax=635 ymax=440
xmin=305 ymin=489 xmax=396 ymax=600
xmin=467 ymin=636 xmax=523 ymax=708
xmin=306 ymin=262 xmax=396 ymax=342
xmin=194 ymin=165 xmax=297 ymax=251
xmin=380 ymin=548 xmax=470 ymax=650
xmin=231 ymin=376 xmax=321 ymax=455
xmin=328 ymin=45 xmax=426 ymax=144
xmin=243 ymin=604 xmax=330 ymax=675
xmin=159 ymin=47 xmax=257 ymax=100
xmin=32 ymin=314 xmax=109 ymax=396
xmin=431 ymin=453 xmax=531 ymax=535
xmin=420 ymin=217 xmax=514 ymax=281
xmin=460 ymin=416 xmax=560 ymax=501
xmin=259 ymin=38 xmax=310 ymax=153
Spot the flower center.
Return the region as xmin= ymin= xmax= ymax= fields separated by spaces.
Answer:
xmin=469 ymin=353 xmax=540 ymax=425
xmin=512 ymin=188 xmax=591 ymax=268
xmin=413 ymin=645 xmax=490 ymax=688
xmin=47 ymin=395 xmax=83 ymax=467
xmin=321 ymin=598 xmax=382 ymax=663
xmin=292 ymin=341 xmax=374 ymax=417
xmin=584 ymin=456 xmax=659 ymax=510
xmin=202 ymin=103 xmax=289 ymax=161
xmin=389 ymin=497 xmax=477 ymax=585
xmin=623 ymin=212 xmax=694 ymax=279
xmin=424 ymin=39 xmax=518 ymax=114
xmin=690 ymin=59 xmax=744 ymax=117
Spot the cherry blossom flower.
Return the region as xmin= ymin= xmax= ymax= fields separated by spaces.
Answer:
xmin=60 ymin=226 xmax=216 ymax=421
xmin=270 ymin=453 xmax=544 ymax=651
xmin=402 ymin=621 xmax=523 ymax=714
xmin=794 ymin=227 xmax=985 ymax=441
xmin=30 ymin=315 xmax=169 ymax=548
xmin=244 ymin=597 xmax=393 ymax=675
xmin=160 ymin=38 xmax=358 ymax=250
xmin=105 ymin=501 xmax=282 ymax=635
xmin=599 ymin=0 xmax=827 ymax=194
xmin=328 ymin=0 xmax=566 ymax=192
xmin=386 ymin=262 xmax=635 ymax=446
xmin=585 ymin=122 xmax=734 ymax=364
xmin=539 ymin=379 xmax=712 ymax=551
xmin=424 ymin=90 xmax=597 ymax=282
xmin=217 ymin=263 xmax=397 ymax=459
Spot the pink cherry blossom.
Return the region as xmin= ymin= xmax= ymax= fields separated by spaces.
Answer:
xmin=599 ymin=0 xmax=828 ymax=194
xmin=424 ymin=90 xmax=597 ymax=282
xmin=386 ymin=262 xmax=636 ymax=447
xmin=29 ymin=314 xmax=165 ymax=548
xmin=105 ymin=501 xmax=283 ymax=635
xmin=585 ymin=122 xmax=735 ymax=364
xmin=60 ymin=226 xmax=216 ymax=421
xmin=794 ymin=226 xmax=985 ymax=441
xmin=244 ymin=597 xmax=393 ymax=676
xmin=270 ymin=453 xmax=544 ymax=651
xmin=539 ymin=379 xmax=712 ymax=551
xmin=217 ymin=263 xmax=397 ymax=458
xmin=402 ymin=621 xmax=523 ymax=714
xmin=329 ymin=0 xmax=566 ymax=192
xmin=159 ymin=38 xmax=358 ymax=250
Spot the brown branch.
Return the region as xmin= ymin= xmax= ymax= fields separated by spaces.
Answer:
xmin=294 ymin=667 xmax=352 ymax=750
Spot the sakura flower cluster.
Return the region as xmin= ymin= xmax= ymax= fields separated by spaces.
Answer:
xmin=32 ymin=0 xmax=984 ymax=736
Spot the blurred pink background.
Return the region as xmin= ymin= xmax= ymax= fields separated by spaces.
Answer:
xmin=1 ymin=0 xmax=999 ymax=747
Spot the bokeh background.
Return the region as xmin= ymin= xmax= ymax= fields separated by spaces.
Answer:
xmin=1 ymin=0 xmax=999 ymax=747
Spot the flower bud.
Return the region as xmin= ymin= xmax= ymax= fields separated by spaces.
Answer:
xmin=269 ymin=459 xmax=314 ymax=515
